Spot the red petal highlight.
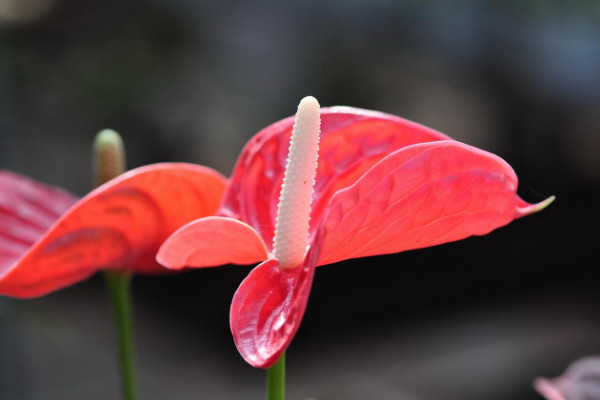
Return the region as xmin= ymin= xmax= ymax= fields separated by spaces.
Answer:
xmin=0 ymin=163 xmax=227 ymax=298
xmin=220 ymin=107 xmax=451 ymax=251
xmin=157 ymin=216 xmax=268 ymax=270
xmin=230 ymin=227 xmax=322 ymax=368
xmin=0 ymin=172 xmax=78 ymax=275
xmin=318 ymin=141 xmax=544 ymax=265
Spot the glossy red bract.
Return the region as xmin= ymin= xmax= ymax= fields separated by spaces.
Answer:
xmin=0 ymin=163 xmax=227 ymax=298
xmin=158 ymin=106 xmax=552 ymax=368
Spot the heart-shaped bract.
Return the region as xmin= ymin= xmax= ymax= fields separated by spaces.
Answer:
xmin=158 ymin=106 xmax=553 ymax=368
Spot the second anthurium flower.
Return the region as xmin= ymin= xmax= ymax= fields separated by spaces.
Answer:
xmin=158 ymin=96 xmax=554 ymax=368
xmin=0 ymin=133 xmax=228 ymax=298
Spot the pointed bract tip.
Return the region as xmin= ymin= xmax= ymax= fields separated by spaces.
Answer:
xmin=518 ymin=195 xmax=556 ymax=217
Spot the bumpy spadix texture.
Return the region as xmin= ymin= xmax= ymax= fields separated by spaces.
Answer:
xmin=157 ymin=105 xmax=553 ymax=368
xmin=0 ymin=164 xmax=227 ymax=298
xmin=273 ymin=96 xmax=320 ymax=269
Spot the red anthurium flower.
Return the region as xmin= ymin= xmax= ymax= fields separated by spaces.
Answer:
xmin=534 ymin=356 xmax=600 ymax=400
xmin=158 ymin=98 xmax=553 ymax=368
xmin=0 ymin=163 xmax=227 ymax=298
xmin=0 ymin=171 xmax=78 ymax=273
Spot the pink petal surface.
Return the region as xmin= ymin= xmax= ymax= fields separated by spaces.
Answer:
xmin=220 ymin=106 xmax=451 ymax=252
xmin=157 ymin=216 xmax=268 ymax=269
xmin=0 ymin=171 xmax=78 ymax=275
xmin=534 ymin=357 xmax=600 ymax=400
xmin=0 ymin=163 xmax=227 ymax=298
xmin=318 ymin=141 xmax=548 ymax=265
xmin=230 ymin=227 xmax=322 ymax=368
xmin=535 ymin=378 xmax=567 ymax=400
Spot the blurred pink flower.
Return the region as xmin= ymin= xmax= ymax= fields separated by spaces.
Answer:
xmin=534 ymin=356 xmax=600 ymax=400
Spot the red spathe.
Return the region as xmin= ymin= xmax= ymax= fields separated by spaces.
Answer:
xmin=158 ymin=106 xmax=552 ymax=368
xmin=0 ymin=163 xmax=227 ymax=298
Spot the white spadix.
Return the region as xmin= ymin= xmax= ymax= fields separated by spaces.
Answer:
xmin=272 ymin=96 xmax=321 ymax=269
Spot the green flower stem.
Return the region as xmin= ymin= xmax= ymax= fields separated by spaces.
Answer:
xmin=267 ymin=352 xmax=286 ymax=400
xmin=103 ymin=270 xmax=138 ymax=400
xmin=93 ymin=129 xmax=135 ymax=399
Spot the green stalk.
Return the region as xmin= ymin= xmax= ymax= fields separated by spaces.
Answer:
xmin=103 ymin=270 xmax=138 ymax=400
xmin=267 ymin=352 xmax=286 ymax=400
xmin=93 ymin=129 xmax=138 ymax=399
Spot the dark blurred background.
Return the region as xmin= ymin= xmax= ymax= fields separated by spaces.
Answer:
xmin=1 ymin=1 xmax=599 ymax=399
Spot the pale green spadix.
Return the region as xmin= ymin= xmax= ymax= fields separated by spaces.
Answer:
xmin=93 ymin=129 xmax=126 ymax=186
xmin=273 ymin=96 xmax=321 ymax=269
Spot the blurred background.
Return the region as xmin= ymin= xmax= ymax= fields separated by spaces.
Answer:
xmin=1 ymin=1 xmax=599 ymax=399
